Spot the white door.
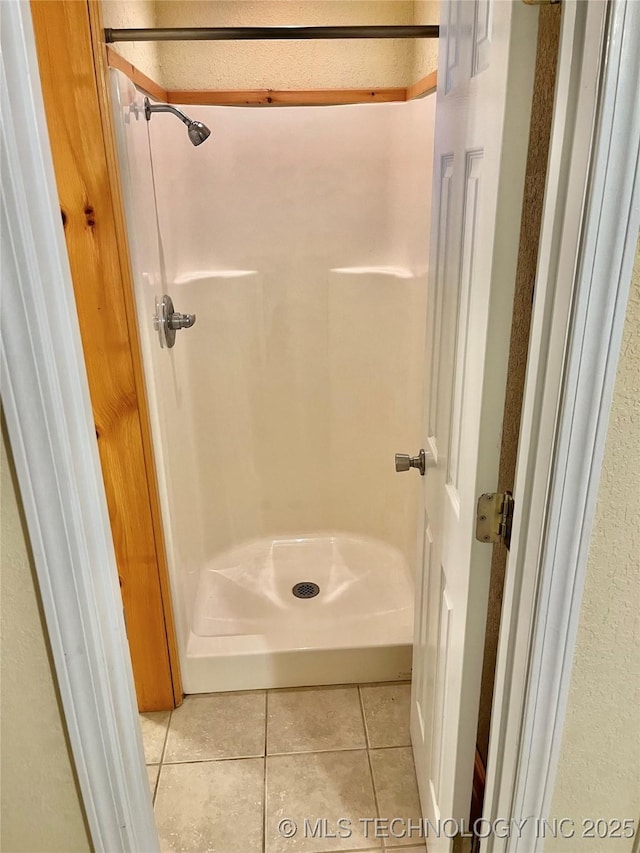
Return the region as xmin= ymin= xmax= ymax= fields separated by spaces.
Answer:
xmin=410 ymin=0 xmax=539 ymax=844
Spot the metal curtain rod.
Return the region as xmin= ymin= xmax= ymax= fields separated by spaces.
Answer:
xmin=104 ymin=25 xmax=439 ymax=43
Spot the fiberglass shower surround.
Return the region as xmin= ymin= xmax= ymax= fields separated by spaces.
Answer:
xmin=111 ymin=69 xmax=435 ymax=693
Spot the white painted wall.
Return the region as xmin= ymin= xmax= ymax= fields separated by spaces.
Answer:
xmin=101 ymin=1 xmax=440 ymax=90
xmin=110 ymin=68 xmax=435 ymax=657
xmin=546 ymin=241 xmax=640 ymax=852
xmin=0 ymin=424 xmax=91 ymax=853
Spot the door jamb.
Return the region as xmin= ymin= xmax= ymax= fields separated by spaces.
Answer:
xmin=483 ymin=1 xmax=639 ymax=850
xmin=0 ymin=2 xmax=158 ymax=850
xmin=1 ymin=1 xmax=637 ymax=851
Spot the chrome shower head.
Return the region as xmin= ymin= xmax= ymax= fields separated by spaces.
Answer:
xmin=144 ymin=97 xmax=211 ymax=147
xmin=187 ymin=121 xmax=211 ymax=146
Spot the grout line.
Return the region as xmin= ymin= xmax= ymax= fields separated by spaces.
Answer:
xmin=159 ymin=708 xmax=172 ymax=765
xmin=151 ymin=764 xmax=160 ymax=807
xmin=264 ymin=689 xmax=269 ymax=758
xmin=162 ymin=746 xmax=377 ymax=768
xmin=152 ymin=708 xmax=173 ymax=805
xmin=366 ymin=747 xmax=383 ymax=829
xmin=177 ymin=682 xmax=409 ymax=701
xmin=155 ymin=747 xmax=414 ymax=766
xmin=358 ymin=686 xmax=383 ymax=826
xmin=157 ymin=745 xmax=419 ymax=774
xmin=265 ymin=681 xmax=411 ymax=695
xmin=263 ymin=690 xmax=268 ymax=853
xmin=182 ymin=688 xmax=269 ymax=699
xmin=162 ymin=753 xmax=267 ymax=766
xmin=265 ymin=742 xmax=371 ymax=757
xmin=359 ymin=684 xmax=373 ymax=749
xmin=268 ymin=746 xmax=369 ymax=758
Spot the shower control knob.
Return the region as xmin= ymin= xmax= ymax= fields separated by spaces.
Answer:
xmin=395 ymin=450 xmax=427 ymax=476
xmin=155 ymin=294 xmax=196 ymax=349
xmin=167 ymin=311 xmax=196 ymax=331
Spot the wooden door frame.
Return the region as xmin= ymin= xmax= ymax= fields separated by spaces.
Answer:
xmin=2 ymin=0 xmax=637 ymax=850
xmin=484 ymin=2 xmax=639 ymax=850
xmin=29 ymin=0 xmax=182 ymax=711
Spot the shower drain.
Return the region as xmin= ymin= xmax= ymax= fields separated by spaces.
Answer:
xmin=292 ymin=581 xmax=320 ymax=599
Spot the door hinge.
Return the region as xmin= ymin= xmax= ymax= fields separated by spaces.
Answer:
xmin=475 ymin=491 xmax=514 ymax=550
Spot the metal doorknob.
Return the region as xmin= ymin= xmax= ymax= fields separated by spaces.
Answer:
xmin=395 ymin=450 xmax=427 ymax=476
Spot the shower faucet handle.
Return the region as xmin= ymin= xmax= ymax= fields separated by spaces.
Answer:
xmin=167 ymin=311 xmax=196 ymax=330
xmin=154 ymin=294 xmax=196 ymax=348
xmin=395 ymin=450 xmax=429 ymax=476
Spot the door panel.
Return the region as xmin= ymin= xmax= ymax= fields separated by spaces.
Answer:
xmin=411 ymin=0 xmax=538 ymax=845
xmin=448 ymin=150 xmax=484 ymax=493
xmin=426 ymin=154 xmax=456 ymax=446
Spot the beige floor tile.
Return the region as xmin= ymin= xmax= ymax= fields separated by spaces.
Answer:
xmin=368 ymin=748 xmax=423 ymax=848
xmin=360 ymin=684 xmax=411 ymax=748
xmin=267 ymin=686 xmax=366 ymax=754
xmin=386 ymin=848 xmax=426 ymax=852
xmin=155 ymin=758 xmax=264 ymax=853
xmin=147 ymin=764 xmax=160 ymax=800
xmin=265 ymin=750 xmax=382 ymax=852
xmin=139 ymin=711 xmax=171 ymax=764
xmin=164 ymin=691 xmax=266 ymax=762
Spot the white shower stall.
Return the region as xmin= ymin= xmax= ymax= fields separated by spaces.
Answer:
xmin=111 ymin=70 xmax=435 ymax=693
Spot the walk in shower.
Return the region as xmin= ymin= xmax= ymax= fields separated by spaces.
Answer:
xmin=111 ymin=70 xmax=435 ymax=693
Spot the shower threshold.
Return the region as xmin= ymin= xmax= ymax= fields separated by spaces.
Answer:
xmin=183 ymin=533 xmax=414 ymax=693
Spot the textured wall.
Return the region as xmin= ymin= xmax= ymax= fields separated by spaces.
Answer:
xmin=412 ymin=0 xmax=439 ymax=81
xmin=155 ymin=1 xmax=416 ymax=89
xmin=102 ymin=1 xmax=440 ymax=90
xmin=102 ymin=0 xmax=162 ymax=82
xmin=547 ymin=241 xmax=640 ymax=852
xmin=0 ymin=422 xmax=91 ymax=852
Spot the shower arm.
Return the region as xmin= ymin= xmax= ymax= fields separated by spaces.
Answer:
xmin=144 ymin=100 xmax=193 ymax=127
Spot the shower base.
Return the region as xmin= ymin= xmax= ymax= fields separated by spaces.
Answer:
xmin=184 ymin=533 xmax=414 ymax=693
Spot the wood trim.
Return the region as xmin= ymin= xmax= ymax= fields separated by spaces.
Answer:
xmin=91 ymin=3 xmax=183 ymax=708
xmin=406 ymin=69 xmax=438 ymax=100
xmin=168 ymin=87 xmax=407 ymax=106
xmin=31 ymin=0 xmax=182 ymax=711
xmin=105 ymin=46 xmax=167 ymax=102
xmin=106 ymin=46 xmax=437 ymax=107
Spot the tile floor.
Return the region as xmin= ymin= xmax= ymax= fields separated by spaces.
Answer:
xmin=141 ymin=682 xmax=427 ymax=853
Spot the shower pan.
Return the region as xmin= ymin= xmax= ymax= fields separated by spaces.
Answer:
xmin=110 ymin=70 xmax=435 ymax=693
